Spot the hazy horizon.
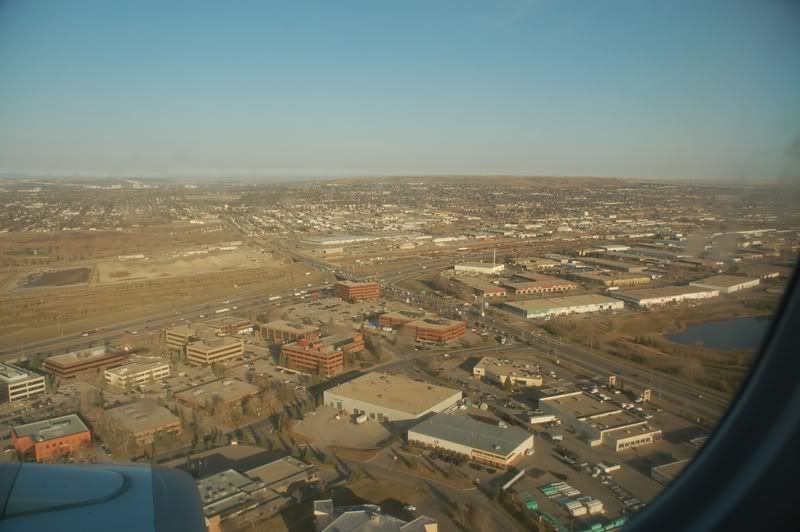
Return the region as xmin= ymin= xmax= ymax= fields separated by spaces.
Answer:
xmin=1 ymin=0 xmax=799 ymax=182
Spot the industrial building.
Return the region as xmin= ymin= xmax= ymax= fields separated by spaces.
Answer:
xmin=43 ymin=346 xmax=126 ymax=379
xmin=175 ymin=379 xmax=260 ymax=411
xmin=501 ymin=294 xmax=624 ymax=319
xmin=408 ymin=413 xmax=534 ymax=469
xmin=689 ymin=275 xmax=760 ymax=293
xmin=539 ymin=391 xmax=661 ymax=451
xmin=0 ymin=363 xmax=46 ymax=403
xmin=11 ymin=413 xmax=92 ymax=462
xmin=324 ymin=372 xmax=462 ymax=423
xmin=106 ymin=401 xmax=182 ymax=445
xmin=568 ymin=270 xmax=651 ymax=287
xmin=651 ymin=459 xmax=691 ymax=485
xmin=377 ymin=309 xmax=432 ymax=329
xmin=578 ymin=257 xmax=646 ymax=272
xmin=186 ymin=336 xmax=244 ymax=366
xmin=261 ymin=320 xmax=320 ymax=343
xmin=333 ymin=280 xmax=380 ymax=302
xmin=509 ymin=272 xmax=577 ymax=293
xmin=314 ymin=500 xmax=438 ymax=532
xmin=472 ymin=357 xmax=543 ymax=387
xmin=281 ymin=334 xmax=364 ymax=377
xmin=612 ymin=286 xmax=719 ymax=308
xmin=454 ymin=261 xmax=504 ymax=275
xmin=452 ymin=276 xmax=507 ymax=297
xmin=104 ymin=361 xmax=170 ymax=389
xmin=247 ymin=456 xmax=320 ymax=495
xmin=201 ymin=316 xmax=255 ymax=336
xmin=301 ymin=235 xmax=378 ymax=246
xmin=402 ymin=318 xmax=466 ymax=344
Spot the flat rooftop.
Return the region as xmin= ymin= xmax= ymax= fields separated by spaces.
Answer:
xmin=202 ymin=316 xmax=253 ymax=329
xmin=586 ymin=410 xmax=647 ymax=432
xmin=0 ymin=363 xmax=39 ymax=383
xmin=107 ymin=402 xmax=180 ymax=433
xmin=379 ymin=309 xmax=431 ymax=321
xmin=186 ymin=336 xmax=242 ymax=353
xmin=167 ymin=325 xmax=196 ymax=336
xmin=335 ymin=280 xmax=379 ymax=287
xmin=262 ymin=320 xmax=319 ymax=334
xmin=615 ymin=285 xmax=717 ymax=300
xmin=175 ymin=379 xmax=260 ymax=405
xmin=602 ymin=422 xmax=660 ymax=440
xmin=456 ymin=261 xmax=503 ymax=269
xmin=105 ymin=361 xmax=168 ymax=376
xmin=652 ymin=459 xmax=691 ymax=481
xmin=474 ymin=357 xmax=540 ymax=378
xmin=405 ymin=317 xmax=464 ymax=331
xmin=45 ymin=346 xmax=120 ymax=367
xmin=505 ymin=294 xmax=621 ymax=312
xmin=326 ymin=373 xmax=460 ymax=416
xmin=246 ymin=456 xmax=317 ymax=488
xmin=540 ymin=391 xmax=619 ymax=419
xmin=512 ymin=272 xmax=575 ymax=285
xmin=692 ymin=275 xmax=759 ymax=287
xmin=13 ymin=414 xmax=89 ymax=441
xmin=410 ymin=413 xmax=532 ymax=457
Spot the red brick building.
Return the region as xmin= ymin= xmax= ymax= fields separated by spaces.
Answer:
xmin=11 ymin=413 xmax=92 ymax=462
xmin=403 ymin=318 xmax=466 ymax=344
xmin=333 ymin=281 xmax=380 ymax=302
xmin=377 ymin=309 xmax=431 ymax=329
xmin=281 ymin=334 xmax=364 ymax=377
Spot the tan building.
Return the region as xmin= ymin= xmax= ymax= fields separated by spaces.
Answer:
xmin=473 ymin=357 xmax=542 ymax=387
xmin=612 ymin=286 xmax=719 ymax=308
xmin=202 ymin=316 xmax=255 ymax=335
xmin=261 ymin=320 xmax=319 ymax=343
xmin=568 ymin=271 xmax=651 ymax=287
xmin=186 ymin=336 xmax=244 ymax=366
xmin=104 ymin=361 xmax=170 ymax=389
xmin=107 ymin=401 xmax=182 ymax=445
xmin=0 ymin=363 xmax=46 ymax=403
xmin=166 ymin=325 xmax=197 ymax=351
xmin=175 ymin=379 xmax=260 ymax=411
xmin=43 ymin=346 xmax=126 ymax=379
xmin=690 ymin=275 xmax=760 ymax=293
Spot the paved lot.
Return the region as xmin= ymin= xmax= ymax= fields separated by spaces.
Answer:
xmin=294 ymin=406 xmax=392 ymax=449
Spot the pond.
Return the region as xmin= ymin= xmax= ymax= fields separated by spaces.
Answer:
xmin=665 ymin=316 xmax=772 ymax=352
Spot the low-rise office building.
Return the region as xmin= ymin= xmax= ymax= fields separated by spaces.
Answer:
xmin=175 ymin=379 xmax=261 ymax=411
xmin=281 ymin=334 xmax=364 ymax=377
xmin=402 ymin=318 xmax=466 ymax=344
xmin=324 ymin=373 xmax=462 ymax=424
xmin=539 ymin=391 xmax=661 ymax=451
xmin=501 ymin=294 xmax=624 ymax=319
xmin=473 ymin=357 xmax=542 ymax=387
xmin=11 ymin=413 xmax=91 ymax=462
xmin=314 ymin=500 xmax=438 ymax=532
xmin=166 ymin=324 xmax=197 ymax=351
xmin=104 ymin=361 xmax=170 ymax=389
xmin=378 ymin=309 xmax=432 ymax=329
xmin=612 ymin=286 xmax=719 ymax=308
xmin=247 ymin=456 xmax=320 ymax=495
xmin=200 ymin=469 xmax=290 ymax=532
xmin=689 ymin=275 xmax=760 ymax=293
xmin=333 ymin=280 xmax=380 ymax=302
xmin=454 ymin=262 xmax=504 ymax=275
xmin=202 ymin=316 xmax=255 ymax=336
xmin=43 ymin=346 xmax=126 ymax=379
xmin=261 ymin=320 xmax=320 ymax=343
xmin=107 ymin=401 xmax=182 ymax=445
xmin=408 ymin=413 xmax=534 ymax=470
xmin=0 ymin=363 xmax=46 ymax=403
xmin=186 ymin=336 xmax=244 ymax=366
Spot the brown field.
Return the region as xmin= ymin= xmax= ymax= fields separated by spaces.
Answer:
xmin=20 ymin=267 xmax=92 ymax=287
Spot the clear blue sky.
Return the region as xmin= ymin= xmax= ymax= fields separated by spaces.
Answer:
xmin=1 ymin=0 xmax=798 ymax=181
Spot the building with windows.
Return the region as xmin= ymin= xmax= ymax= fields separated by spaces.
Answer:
xmin=281 ymin=334 xmax=364 ymax=377
xmin=378 ymin=309 xmax=432 ymax=329
xmin=186 ymin=336 xmax=244 ymax=366
xmin=402 ymin=318 xmax=466 ymax=344
xmin=313 ymin=500 xmax=438 ymax=532
xmin=612 ymin=286 xmax=719 ymax=308
xmin=538 ymin=391 xmax=661 ymax=452
xmin=506 ymin=272 xmax=577 ymax=293
xmin=578 ymin=257 xmax=646 ymax=272
xmin=0 ymin=363 xmax=46 ymax=403
xmin=651 ymin=459 xmax=691 ymax=486
xmin=454 ymin=262 xmax=504 ymax=275
xmin=501 ymin=294 xmax=623 ymax=319
xmin=107 ymin=401 xmax=182 ymax=445
xmin=43 ymin=346 xmax=126 ymax=379
xmin=333 ymin=280 xmax=380 ymax=302
xmin=246 ymin=456 xmax=320 ymax=495
xmin=472 ymin=357 xmax=542 ymax=387
xmin=689 ymin=275 xmax=760 ymax=293
xmin=199 ymin=469 xmax=290 ymax=532
xmin=175 ymin=379 xmax=260 ymax=411
xmin=453 ymin=277 xmax=507 ymax=297
xmin=567 ymin=271 xmax=651 ymax=287
xmin=104 ymin=361 xmax=170 ymax=389
xmin=11 ymin=413 xmax=91 ymax=462
xmin=166 ymin=325 xmax=197 ymax=351
xmin=201 ymin=316 xmax=255 ymax=336
xmin=408 ymin=413 xmax=533 ymax=469
xmin=324 ymin=372 xmax=461 ymax=424
xmin=261 ymin=320 xmax=320 ymax=343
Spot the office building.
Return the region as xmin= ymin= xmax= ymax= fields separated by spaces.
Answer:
xmin=166 ymin=325 xmax=197 ymax=351
xmin=402 ymin=318 xmax=466 ymax=344
xmin=104 ymin=361 xmax=170 ymax=389
xmin=201 ymin=316 xmax=255 ymax=336
xmin=199 ymin=469 xmax=290 ymax=532
xmin=324 ymin=372 xmax=461 ymax=423
xmin=333 ymin=280 xmax=380 ymax=302
xmin=501 ymin=294 xmax=624 ymax=319
xmin=281 ymin=334 xmax=363 ymax=377
xmin=612 ymin=286 xmax=719 ymax=308
xmin=246 ymin=456 xmax=320 ymax=495
xmin=408 ymin=413 xmax=534 ymax=469
xmin=314 ymin=500 xmax=438 ymax=532
xmin=11 ymin=413 xmax=91 ymax=462
xmin=689 ymin=275 xmax=760 ymax=293
xmin=378 ymin=309 xmax=432 ymax=329
xmin=454 ymin=262 xmax=504 ymax=275
xmin=0 ymin=363 xmax=46 ymax=403
xmin=539 ymin=391 xmax=661 ymax=451
xmin=261 ymin=320 xmax=320 ymax=343
xmin=186 ymin=336 xmax=244 ymax=366
xmin=175 ymin=379 xmax=260 ymax=411
xmin=43 ymin=346 xmax=126 ymax=379
xmin=107 ymin=401 xmax=182 ymax=445
xmin=473 ymin=357 xmax=542 ymax=387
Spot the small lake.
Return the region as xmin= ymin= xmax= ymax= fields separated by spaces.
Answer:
xmin=666 ymin=316 xmax=772 ymax=352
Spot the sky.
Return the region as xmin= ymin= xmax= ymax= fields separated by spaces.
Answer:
xmin=0 ymin=0 xmax=799 ymax=181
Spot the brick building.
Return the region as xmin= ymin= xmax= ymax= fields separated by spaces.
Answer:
xmin=11 ymin=413 xmax=91 ymax=462
xmin=281 ymin=334 xmax=364 ymax=377
xmin=402 ymin=318 xmax=466 ymax=344
xmin=333 ymin=281 xmax=380 ymax=302
xmin=261 ymin=320 xmax=319 ymax=343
